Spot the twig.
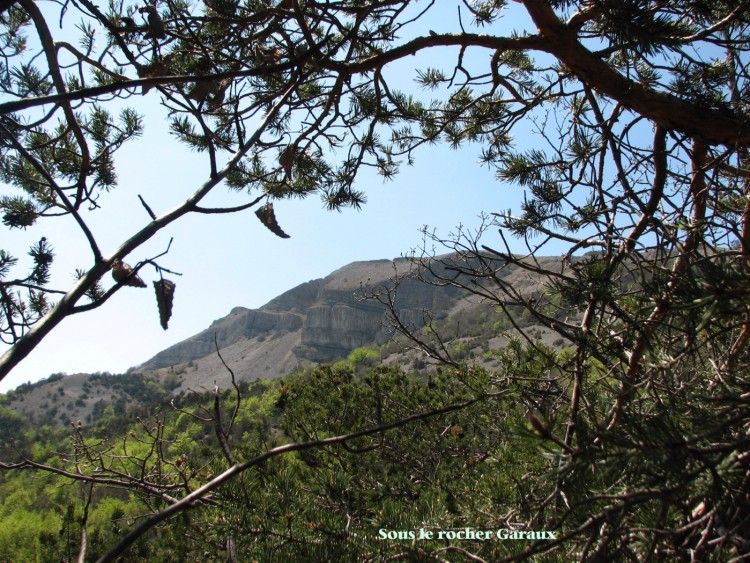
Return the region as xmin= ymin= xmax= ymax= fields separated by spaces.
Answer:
xmin=138 ymin=195 xmax=157 ymax=220
xmin=193 ymin=193 xmax=266 ymax=214
xmin=19 ymin=0 xmax=91 ymax=204
xmin=214 ymin=333 xmax=241 ymax=433
xmin=0 ymin=77 xmax=301 ymax=380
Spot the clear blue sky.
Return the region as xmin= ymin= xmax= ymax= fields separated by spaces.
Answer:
xmin=0 ymin=2 xmax=547 ymax=392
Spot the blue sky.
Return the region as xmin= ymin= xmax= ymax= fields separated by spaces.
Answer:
xmin=0 ymin=2 xmax=546 ymax=392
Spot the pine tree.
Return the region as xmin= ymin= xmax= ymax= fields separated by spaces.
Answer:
xmin=2 ymin=0 xmax=750 ymax=559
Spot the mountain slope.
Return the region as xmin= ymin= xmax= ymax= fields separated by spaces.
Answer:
xmin=2 ymin=253 xmax=566 ymax=423
xmin=138 ymin=257 xmax=473 ymax=391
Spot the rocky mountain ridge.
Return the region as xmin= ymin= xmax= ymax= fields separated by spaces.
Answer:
xmin=138 ymin=256 xmax=469 ymax=391
xmin=2 ymin=253 xmax=565 ymax=426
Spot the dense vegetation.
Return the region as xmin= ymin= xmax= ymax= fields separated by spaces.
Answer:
xmin=0 ymin=360 xmax=542 ymax=562
xmin=2 ymin=317 xmax=749 ymax=561
xmin=2 ymin=0 xmax=750 ymax=560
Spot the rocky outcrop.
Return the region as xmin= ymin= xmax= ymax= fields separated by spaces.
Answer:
xmin=139 ymin=256 xmax=471 ymax=377
xmin=136 ymin=252 xmax=558 ymax=391
xmin=141 ymin=308 xmax=304 ymax=369
xmin=6 ymin=253 xmax=567 ymax=423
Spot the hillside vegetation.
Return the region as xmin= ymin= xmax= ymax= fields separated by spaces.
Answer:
xmin=0 ymin=357 xmax=539 ymax=561
xmin=3 ymin=327 xmax=746 ymax=561
xmin=1 ymin=253 xmax=571 ymax=428
xmin=3 ymin=0 xmax=750 ymax=559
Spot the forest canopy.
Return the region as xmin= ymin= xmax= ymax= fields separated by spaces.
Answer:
xmin=2 ymin=0 xmax=750 ymax=560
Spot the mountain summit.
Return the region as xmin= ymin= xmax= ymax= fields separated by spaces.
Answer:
xmin=138 ymin=256 xmax=469 ymax=392
xmin=3 ymin=253 xmax=563 ymax=426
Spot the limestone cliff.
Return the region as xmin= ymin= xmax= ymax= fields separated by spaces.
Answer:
xmin=4 ymin=253 xmax=566 ymax=424
xmin=137 ymin=256 xmax=470 ymax=390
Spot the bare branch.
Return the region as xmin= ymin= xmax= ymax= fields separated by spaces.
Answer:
xmin=0 ymin=78 xmax=301 ymax=381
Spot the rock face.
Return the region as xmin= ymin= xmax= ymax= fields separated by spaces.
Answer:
xmin=138 ymin=257 xmax=469 ymax=388
xmin=141 ymin=307 xmax=305 ymax=368
xmin=6 ymin=253 xmax=567 ymax=425
xmin=135 ymin=252 xmax=562 ymax=392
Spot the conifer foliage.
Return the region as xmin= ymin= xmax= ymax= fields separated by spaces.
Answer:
xmin=1 ymin=0 xmax=750 ymax=560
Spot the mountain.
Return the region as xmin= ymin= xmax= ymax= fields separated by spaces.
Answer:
xmin=2 ymin=253 xmax=566 ymax=426
xmin=137 ymin=256 xmax=470 ymax=392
